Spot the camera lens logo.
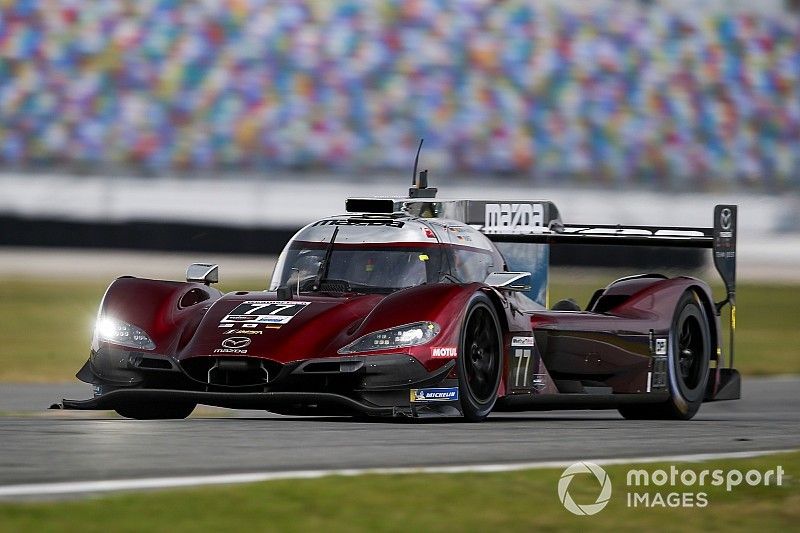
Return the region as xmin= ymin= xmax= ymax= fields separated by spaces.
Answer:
xmin=558 ymin=462 xmax=612 ymax=516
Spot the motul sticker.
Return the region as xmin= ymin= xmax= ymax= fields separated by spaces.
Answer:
xmin=512 ymin=336 xmax=534 ymax=347
xmin=431 ymin=347 xmax=457 ymax=358
xmin=222 ymin=301 xmax=310 ymax=325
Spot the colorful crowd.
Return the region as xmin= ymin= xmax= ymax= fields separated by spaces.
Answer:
xmin=0 ymin=1 xmax=798 ymax=189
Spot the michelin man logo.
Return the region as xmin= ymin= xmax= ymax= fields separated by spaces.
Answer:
xmin=558 ymin=462 xmax=612 ymax=516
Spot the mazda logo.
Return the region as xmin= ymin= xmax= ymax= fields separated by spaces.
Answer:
xmin=221 ymin=337 xmax=251 ymax=349
xmin=720 ymin=208 xmax=732 ymax=231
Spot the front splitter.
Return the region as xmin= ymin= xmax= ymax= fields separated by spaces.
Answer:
xmin=52 ymin=389 xmax=398 ymax=417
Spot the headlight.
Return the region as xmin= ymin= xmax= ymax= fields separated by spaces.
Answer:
xmin=94 ymin=317 xmax=156 ymax=351
xmin=338 ymin=322 xmax=440 ymax=354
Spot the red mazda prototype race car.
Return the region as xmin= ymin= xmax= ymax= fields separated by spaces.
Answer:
xmin=55 ymin=181 xmax=741 ymax=421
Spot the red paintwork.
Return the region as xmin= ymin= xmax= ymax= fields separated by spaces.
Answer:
xmin=96 ymin=264 xmax=722 ymax=400
xmin=100 ymin=277 xmax=222 ymax=356
xmin=100 ymin=278 xmax=481 ymax=374
xmin=527 ymin=277 xmax=720 ymax=394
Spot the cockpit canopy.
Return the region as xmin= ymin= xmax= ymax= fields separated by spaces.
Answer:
xmin=269 ymin=215 xmax=504 ymax=293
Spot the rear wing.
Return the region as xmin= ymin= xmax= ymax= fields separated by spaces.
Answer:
xmin=484 ymin=205 xmax=737 ymax=300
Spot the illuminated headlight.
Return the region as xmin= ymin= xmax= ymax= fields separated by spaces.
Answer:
xmin=338 ymin=322 xmax=440 ymax=354
xmin=94 ymin=317 xmax=156 ymax=351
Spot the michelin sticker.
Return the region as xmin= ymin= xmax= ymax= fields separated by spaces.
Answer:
xmin=222 ymin=301 xmax=310 ymax=325
xmin=410 ymin=387 xmax=459 ymax=402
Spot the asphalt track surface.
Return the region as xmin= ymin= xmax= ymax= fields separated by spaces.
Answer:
xmin=0 ymin=377 xmax=797 ymax=492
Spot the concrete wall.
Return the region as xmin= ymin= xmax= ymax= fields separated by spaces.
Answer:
xmin=1 ymin=174 xmax=798 ymax=277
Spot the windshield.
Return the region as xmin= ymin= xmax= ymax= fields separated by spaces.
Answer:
xmin=272 ymin=242 xmax=445 ymax=293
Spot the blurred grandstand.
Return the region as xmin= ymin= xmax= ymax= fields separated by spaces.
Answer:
xmin=0 ymin=0 xmax=798 ymax=191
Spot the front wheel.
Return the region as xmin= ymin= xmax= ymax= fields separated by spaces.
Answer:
xmin=619 ymin=290 xmax=711 ymax=421
xmin=457 ymin=293 xmax=503 ymax=422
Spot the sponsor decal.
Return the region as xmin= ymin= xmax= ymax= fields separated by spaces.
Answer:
xmin=720 ymin=208 xmax=732 ymax=231
xmin=313 ymin=219 xmax=405 ymax=228
xmin=431 ymin=347 xmax=457 ymax=358
xmin=221 ymin=337 xmax=251 ymax=349
xmin=448 ymin=226 xmax=473 ymax=242
xmin=655 ymin=338 xmax=668 ymax=355
xmin=410 ymin=387 xmax=459 ymax=402
xmin=531 ymin=374 xmax=547 ymax=390
xmin=214 ymin=336 xmax=252 ymax=354
xmin=484 ymin=203 xmax=544 ymax=234
xmin=511 ymin=336 xmax=534 ymax=347
xmin=222 ymin=301 xmax=310 ymax=325
xmin=223 ymin=329 xmax=263 ymax=335
xmin=219 ymin=323 xmax=234 ymax=328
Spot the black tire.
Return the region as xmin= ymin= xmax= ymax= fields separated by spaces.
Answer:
xmin=115 ymin=403 xmax=196 ymax=420
xmin=619 ymin=290 xmax=711 ymax=420
xmin=457 ymin=293 xmax=503 ymax=422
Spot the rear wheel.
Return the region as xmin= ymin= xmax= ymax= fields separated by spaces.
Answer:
xmin=457 ymin=293 xmax=503 ymax=422
xmin=619 ymin=290 xmax=711 ymax=420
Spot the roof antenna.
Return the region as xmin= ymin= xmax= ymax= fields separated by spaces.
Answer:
xmin=409 ymin=138 xmax=437 ymax=199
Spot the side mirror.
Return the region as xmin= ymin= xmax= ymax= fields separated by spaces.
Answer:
xmin=484 ymin=272 xmax=532 ymax=292
xmin=186 ymin=263 xmax=219 ymax=285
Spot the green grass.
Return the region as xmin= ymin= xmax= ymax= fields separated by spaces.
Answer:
xmin=0 ymin=279 xmax=107 ymax=382
xmin=0 ymin=275 xmax=797 ymax=382
xmin=1 ymin=451 xmax=797 ymax=532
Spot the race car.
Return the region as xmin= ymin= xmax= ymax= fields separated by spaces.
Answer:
xmin=54 ymin=179 xmax=740 ymax=421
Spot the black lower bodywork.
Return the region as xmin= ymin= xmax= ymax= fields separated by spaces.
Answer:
xmin=54 ymin=334 xmax=740 ymax=419
xmin=54 ymin=350 xmax=460 ymax=417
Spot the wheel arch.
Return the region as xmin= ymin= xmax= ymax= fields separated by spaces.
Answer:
xmin=480 ymin=287 xmax=510 ymax=334
xmin=685 ymin=283 xmax=719 ymax=365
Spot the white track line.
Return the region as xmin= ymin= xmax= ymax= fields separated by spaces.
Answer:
xmin=0 ymin=449 xmax=795 ymax=499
